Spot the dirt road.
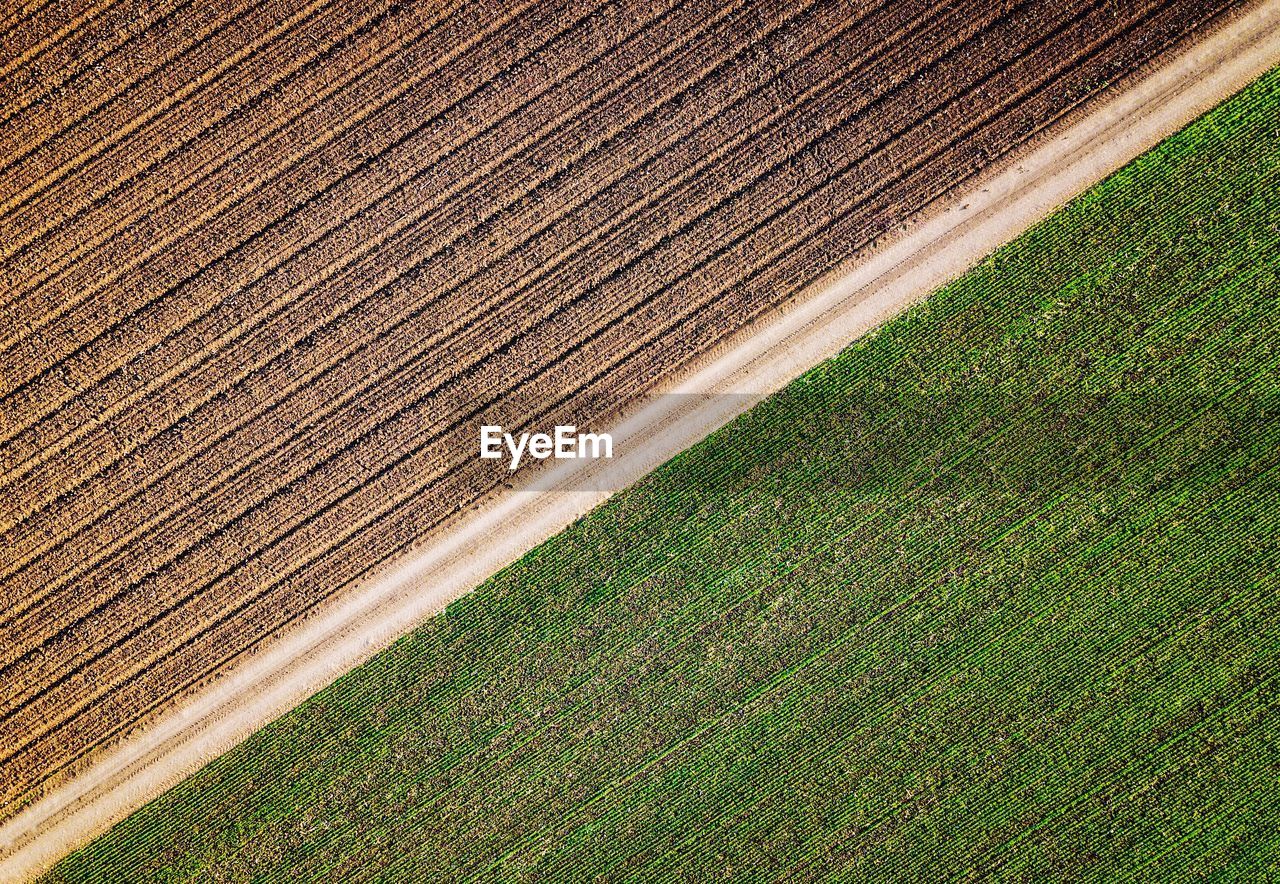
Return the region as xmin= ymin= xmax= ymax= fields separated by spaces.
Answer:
xmin=0 ymin=0 xmax=1249 ymax=816
xmin=0 ymin=2 xmax=1275 ymax=879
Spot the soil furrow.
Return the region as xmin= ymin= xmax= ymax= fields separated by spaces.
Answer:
xmin=0 ymin=0 xmax=118 ymax=86
xmin=0 ymin=0 xmax=184 ymax=128
xmin=0 ymin=0 xmax=894 ymax=648
xmin=0 ymin=0 xmax=1157 ymax=759
xmin=0 ymin=0 xmax=367 ymax=332
xmin=0 ymin=0 xmax=863 ymax=599
xmin=0 ymin=0 xmax=1241 ymax=827
xmin=0 ymin=0 xmax=274 ymax=200
xmin=0 ymin=0 xmax=734 ymax=500
xmin=0 ymin=0 xmax=412 ymax=268
xmin=0 ymin=0 xmax=623 ymax=432
xmin=0 ymin=0 xmax=463 ymax=301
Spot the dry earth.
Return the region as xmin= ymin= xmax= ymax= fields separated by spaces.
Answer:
xmin=0 ymin=0 xmax=1249 ymax=826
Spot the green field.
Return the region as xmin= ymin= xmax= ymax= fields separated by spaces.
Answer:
xmin=48 ymin=70 xmax=1280 ymax=882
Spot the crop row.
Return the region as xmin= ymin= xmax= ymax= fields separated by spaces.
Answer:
xmin=0 ymin=0 xmax=1228 ymax=808
xmin=0 ymin=0 xmax=154 ymax=115
xmin=0 ymin=0 xmax=918 ymax=627
xmin=201 ymin=168 xmax=1280 ymax=881
xmin=0 ymin=0 xmax=1105 ymax=680
xmin=0 ymin=0 xmax=785 ymax=533
xmin=0 ymin=0 xmax=433 ymax=279
xmin=0 ymin=0 xmax=583 ymax=401
xmin=0 ymin=0 xmax=988 ymax=726
xmin=0 ymin=0 xmax=300 ymax=211
xmin=39 ymin=73 xmax=1280 ymax=874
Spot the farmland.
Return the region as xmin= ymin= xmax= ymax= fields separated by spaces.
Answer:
xmin=0 ymin=0 xmax=1245 ymax=814
xmin=42 ymin=64 xmax=1280 ymax=882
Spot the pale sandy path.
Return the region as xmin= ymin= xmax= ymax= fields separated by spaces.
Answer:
xmin=3 ymin=4 xmax=1279 ymax=879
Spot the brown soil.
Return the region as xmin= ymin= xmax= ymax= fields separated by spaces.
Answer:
xmin=0 ymin=0 xmax=1244 ymax=818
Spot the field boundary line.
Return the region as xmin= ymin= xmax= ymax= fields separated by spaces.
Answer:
xmin=1 ymin=3 xmax=1278 ymax=880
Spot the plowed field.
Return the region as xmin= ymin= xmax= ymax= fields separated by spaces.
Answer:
xmin=0 ymin=0 xmax=1243 ymax=815
xmin=40 ymin=64 xmax=1280 ymax=882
